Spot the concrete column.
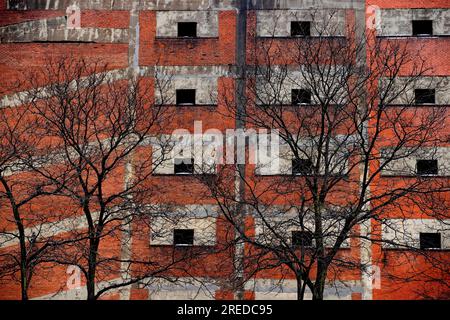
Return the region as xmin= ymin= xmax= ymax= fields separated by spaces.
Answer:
xmin=233 ymin=0 xmax=248 ymax=301
xmin=119 ymin=0 xmax=141 ymax=301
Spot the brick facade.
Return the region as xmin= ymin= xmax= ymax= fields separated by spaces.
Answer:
xmin=0 ymin=0 xmax=449 ymax=300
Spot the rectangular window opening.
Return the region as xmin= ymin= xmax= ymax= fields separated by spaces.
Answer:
xmin=292 ymin=231 xmax=313 ymax=248
xmin=291 ymin=21 xmax=311 ymax=37
xmin=416 ymin=159 xmax=438 ymax=175
xmin=412 ymin=20 xmax=433 ymax=36
xmin=176 ymin=89 xmax=196 ymax=105
xmin=414 ymin=89 xmax=435 ymax=104
xmin=292 ymin=158 xmax=313 ymax=175
xmin=177 ymin=22 xmax=197 ymax=38
xmin=292 ymin=89 xmax=312 ymax=105
xmin=419 ymin=232 xmax=441 ymax=249
xmin=174 ymin=229 xmax=194 ymax=246
xmin=174 ymin=158 xmax=194 ymax=174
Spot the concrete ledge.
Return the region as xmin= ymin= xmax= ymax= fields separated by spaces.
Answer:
xmin=0 ymin=17 xmax=129 ymax=43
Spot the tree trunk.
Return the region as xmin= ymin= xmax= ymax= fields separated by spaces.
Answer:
xmin=1 ymin=178 xmax=29 ymax=300
xmin=18 ymin=224 xmax=28 ymax=301
xmin=296 ymin=276 xmax=304 ymax=300
xmin=86 ymin=238 xmax=99 ymax=300
xmin=20 ymin=264 xmax=28 ymax=300
xmin=312 ymin=262 xmax=327 ymax=300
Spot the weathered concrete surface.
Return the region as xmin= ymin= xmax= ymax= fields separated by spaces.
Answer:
xmin=0 ymin=68 xmax=129 ymax=107
xmin=141 ymin=0 xmax=236 ymax=11
xmin=253 ymin=208 xmax=351 ymax=248
xmin=156 ymin=11 xmax=219 ymax=38
xmin=6 ymin=0 xmax=236 ymax=10
xmin=256 ymin=67 xmax=348 ymax=105
xmin=152 ymin=133 xmax=220 ymax=174
xmin=7 ymin=0 xmax=134 ymax=10
xmin=245 ymin=278 xmax=362 ymax=300
xmin=154 ymin=74 xmax=218 ymax=105
xmin=0 ymin=16 xmax=129 ymax=43
xmin=150 ymin=216 xmax=217 ymax=246
xmin=381 ymin=76 xmax=450 ymax=105
xmin=6 ymin=0 xmax=364 ymax=11
xmin=256 ymin=9 xmax=346 ymax=37
xmin=150 ymin=65 xmax=232 ymax=76
xmin=381 ymin=146 xmax=450 ymax=176
xmin=147 ymin=277 xmax=219 ymax=300
xmin=383 ymin=219 xmax=450 ymax=249
xmin=379 ymin=9 xmax=450 ymax=36
xmin=248 ymin=0 xmax=365 ymax=10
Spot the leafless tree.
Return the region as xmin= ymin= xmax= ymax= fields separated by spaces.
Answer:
xmin=197 ymin=11 xmax=450 ymax=300
xmin=0 ymin=100 xmax=69 ymax=300
xmin=8 ymin=56 xmax=216 ymax=300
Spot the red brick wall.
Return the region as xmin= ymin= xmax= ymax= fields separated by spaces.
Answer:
xmin=0 ymin=1 xmax=449 ymax=300
xmin=368 ymin=0 xmax=450 ymax=8
xmin=0 ymin=10 xmax=64 ymax=26
xmin=139 ymin=11 xmax=236 ymax=66
xmin=0 ymin=44 xmax=128 ymax=94
xmin=81 ymin=11 xmax=130 ymax=28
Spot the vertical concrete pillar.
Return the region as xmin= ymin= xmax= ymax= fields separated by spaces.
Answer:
xmin=233 ymin=0 xmax=248 ymax=301
xmin=353 ymin=0 xmax=374 ymax=301
xmin=119 ymin=0 xmax=141 ymax=301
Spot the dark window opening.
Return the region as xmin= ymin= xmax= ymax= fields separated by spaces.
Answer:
xmin=292 ymin=158 xmax=313 ymax=175
xmin=176 ymin=89 xmax=196 ymax=105
xmin=291 ymin=21 xmax=311 ymax=37
xmin=292 ymin=231 xmax=313 ymax=247
xmin=416 ymin=159 xmax=438 ymax=175
xmin=174 ymin=229 xmax=194 ymax=246
xmin=9 ymin=0 xmax=27 ymax=10
xmin=292 ymin=89 xmax=312 ymax=105
xmin=415 ymin=89 xmax=435 ymax=104
xmin=412 ymin=20 xmax=433 ymax=36
xmin=420 ymin=233 xmax=441 ymax=249
xmin=177 ymin=22 xmax=197 ymax=38
xmin=174 ymin=158 xmax=194 ymax=174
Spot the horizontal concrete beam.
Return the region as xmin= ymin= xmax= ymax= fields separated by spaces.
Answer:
xmin=6 ymin=0 xmax=365 ymax=11
xmin=245 ymin=278 xmax=362 ymax=300
xmin=0 ymin=212 xmax=98 ymax=249
xmin=143 ymin=65 xmax=234 ymax=77
xmin=7 ymin=0 xmax=134 ymax=10
xmin=0 ymin=68 xmax=129 ymax=108
xmin=248 ymin=0 xmax=365 ymax=10
xmin=7 ymin=0 xmax=235 ymax=11
xmin=0 ymin=17 xmax=129 ymax=43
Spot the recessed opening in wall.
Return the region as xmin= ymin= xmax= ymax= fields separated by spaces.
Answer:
xmin=292 ymin=158 xmax=313 ymax=175
xmin=415 ymin=89 xmax=435 ymax=104
xmin=174 ymin=229 xmax=194 ymax=246
xmin=174 ymin=158 xmax=194 ymax=174
xmin=416 ymin=159 xmax=438 ymax=175
xmin=177 ymin=22 xmax=197 ymax=38
xmin=412 ymin=20 xmax=433 ymax=36
xmin=291 ymin=21 xmax=311 ymax=37
xmin=292 ymin=89 xmax=312 ymax=105
xmin=176 ymin=89 xmax=196 ymax=105
xmin=420 ymin=232 xmax=441 ymax=249
xmin=292 ymin=231 xmax=313 ymax=248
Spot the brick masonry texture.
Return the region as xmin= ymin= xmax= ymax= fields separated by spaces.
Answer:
xmin=0 ymin=0 xmax=449 ymax=300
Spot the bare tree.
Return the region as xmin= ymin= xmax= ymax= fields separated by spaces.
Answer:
xmin=10 ymin=56 xmax=213 ymax=300
xmin=0 ymin=101 xmax=68 ymax=300
xmin=197 ymin=11 xmax=450 ymax=300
